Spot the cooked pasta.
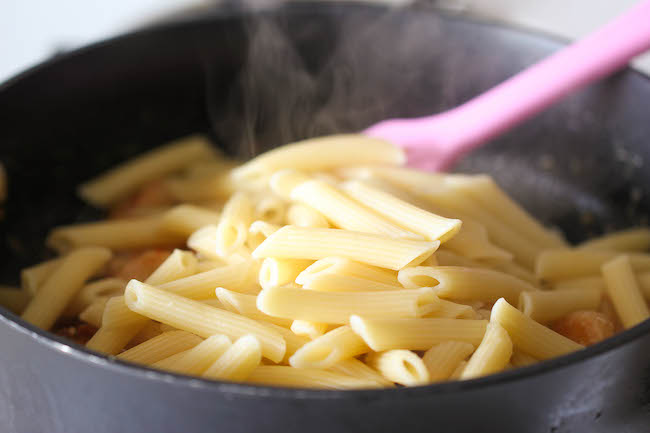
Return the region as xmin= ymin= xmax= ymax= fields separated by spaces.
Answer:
xmin=16 ymin=133 xmax=649 ymax=389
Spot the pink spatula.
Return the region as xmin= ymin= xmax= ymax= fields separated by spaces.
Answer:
xmin=364 ymin=0 xmax=650 ymax=171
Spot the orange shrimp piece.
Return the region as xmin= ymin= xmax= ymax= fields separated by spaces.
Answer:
xmin=110 ymin=249 xmax=171 ymax=282
xmin=109 ymin=179 xmax=175 ymax=219
xmin=551 ymin=310 xmax=615 ymax=346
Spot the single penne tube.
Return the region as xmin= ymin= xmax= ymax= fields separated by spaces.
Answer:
xmin=254 ymin=195 xmax=286 ymax=225
xmin=399 ymin=266 xmax=536 ymax=305
xmin=328 ymin=358 xmax=394 ymax=387
xmin=290 ymin=320 xmax=329 ymax=340
xmin=155 ymin=260 xmax=252 ymax=299
xmin=518 ymin=288 xmax=602 ymax=323
xmin=0 ymin=287 xmax=31 ymax=314
xmin=264 ymin=323 xmax=310 ymax=364
xmin=536 ymin=250 xmax=650 ymax=282
xmin=340 ymin=180 xmax=461 ymax=243
xmin=303 ymin=273 xmax=403 ymax=292
xmin=187 ymin=225 xmax=220 ymax=260
xmin=46 ymin=216 xmax=184 ymax=253
xmin=124 ymin=281 xmax=285 ymax=362
xmin=490 ymin=298 xmax=583 ymax=359
xmin=365 ymin=350 xmax=429 ymax=386
xmin=161 ymin=204 xmax=220 ymax=236
xmin=553 ymin=276 xmax=606 ymax=291
xmin=257 ymin=286 xmax=439 ymax=324
xmin=578 ymin=228 xmax=650 ymax=252
xmin=21 ymin=247 xmax=112 ymax=330
xmin=461 ymin=322 xmax=513 ymax=379
xmin=247 ymin=220 xmax=281 ymax=251
xmin=253 ymin=226 xmax=439 ymax=271
xmin=145 ymin=249 xmax=198 ymax=286
xmin=349 ymin=316 xmax=487 ymax=351
xmin=232 ymin=134 xmax=405 ymax=182
xmin=422 ymin=341 xmax=475 ymax=382
xmin=165 ymin=173 xmax=231 ymax=203
xmin=290 ymin=179 xmax=420 ymax=239
xmin=152 ymin=334 xmax=232 ymax=375
xmin=202 ymin=335 xmax=262 ymax=381
xmin=295 ymin=257 xmax=399 ymax=287
xmin=116 ymin=330 xmax=203 ymax=365
xmin=423 ymin=299 xmax=478 ymax=319
xmin=286 ymin=203 xmax=329 ymax=228
xmin=601 ymin=255 xmax=650 ymax=329
xmin=246 ymin=366 xmax=382 ymax=389
xmin=420 ymin=190 xmax=541 ymax=269
xmin=444 ymin=175 xmax=567 ymax=249
xmin=215 ymin=192 xmax=254 ymax=257
xmin=289 ymin=326 xmax=369 ymax=369
xmin=510 ymin=350 xmax=538 ymax=368
xmin=64 ymin=278 xmax=126 ymax=317
xmin=259 ymin=258 xmax=313 ymax=290
xmin=79 ymin=135 xmax=216 ymax=206
xmin=20 ymin=257 xmax=63 ymax=296
xmin=216 ymin=287 xmax=292 ymax=327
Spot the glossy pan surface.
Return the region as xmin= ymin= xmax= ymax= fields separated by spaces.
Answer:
xmin=0 ymin=3 xmax=649 ymax=432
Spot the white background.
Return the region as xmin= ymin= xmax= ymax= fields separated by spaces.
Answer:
xmin=1 ymin=0 xmax=649 ymax=83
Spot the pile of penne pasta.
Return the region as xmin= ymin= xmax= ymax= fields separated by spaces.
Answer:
xmin=3 ymin=134 xmax=650 ymax=389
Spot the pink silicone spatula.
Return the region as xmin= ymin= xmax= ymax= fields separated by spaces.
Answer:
xmin=364 ymin=0 xmax=650 ymax=171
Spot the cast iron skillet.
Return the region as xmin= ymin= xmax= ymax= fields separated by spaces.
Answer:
xmin=1 ymin=2 xmax=649 ymax=433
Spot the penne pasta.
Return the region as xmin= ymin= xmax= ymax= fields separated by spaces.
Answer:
xmin=257 ymin=286 xmax=439 ymax=324
xmin=296 ymin=257 xmax=399 ymax=287
xmin=601 ymin=255 xmax=650 ymax=329
xmin=290 ymin=179 xmax=420 ymax=239
xmin=289 ymin=326 xmax=369 ymax=369
xmin=578 ymin=228 xmax=650 ymax=252
xmin=264 ymin=323 xmax=310 ymax=364
xmin=247 ymin=220 xmax=281 ymax=251
xmin=254 ymin=195 xmax=286 ymax=225
xmin=518 ymin=288 xmax=602 ymax=323
xmin=536 ymin=250 xmax=650 ymax=282
xmin=64 ymin=278 xmax=126 ymax=317
xmin=21 ymin=247 xmax=112 ymax=330
xmin=400 ymin=266 xmax=536 ymax=305
xmin=286 ymin=203 xmax=329 ymax=228
xmin=366 ymin=350 xmax=429 ymax=386
xmin=80 ymin=299 xmax=107 ymax=329
xmin=490 ymin=298 xmax=583 ymax=359
xmin=350 ymin=316 xmax=487 ymax=351
xmin=253 ymin=226 xmax=438 ymax=271
xmin=161 ymin=204 xmax=220 ymax=236
xmin=422 ymin=341 xmax=475 ymax=382
xmin=202 ymin=335 xmax=262 ymax=381
xmin=341 ymin=180 xmax=461 ymax=242
xmin=423 ymin=299 xmax=478 ymax=319
xmin=461 ymin=322 xmax=512 ymax=379
xmin=246 ymin=366 xmax=381 ymax=389
xmin=116 ymin=330 xmax=202 ymax=365
xmin=20 ymin=257 xmax=63 ymax=296
xmin=152 ymin=334 xmax=232 ymax=375
xmin=290 ymin=320 xmax=329 ymax=340
xmin=124 ymin=281 xmax=285 ymax=362
xmin=232 ymin=134 xmax=405 ymax=182
xmin=47 ymin=216 xmax=184 ymax=253
xmin=259 ymin=258 xmax=313 ymax=290
xmin=79 ymin=135 xmax=215 ymax=206
xmin=145 ymin=249 xmax=198 ymax=286
xmin=510 ymin=350 xmax=538 ymax=368
xmin=303 ymin=273 xmax=403 ymax=292
xmin=328 ymin=358 xmax=394 ymax=387
xmin=215 ymin=192 xmax=254 ymax=257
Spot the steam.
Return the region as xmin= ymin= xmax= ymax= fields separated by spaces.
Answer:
xmin=207 ymin=3 xmax=445 ymax=159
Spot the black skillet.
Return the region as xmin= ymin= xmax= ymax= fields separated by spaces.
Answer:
xmin=0 ymin=2 xmax=649 ymax=432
